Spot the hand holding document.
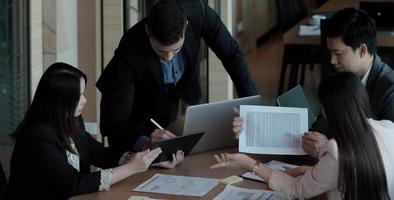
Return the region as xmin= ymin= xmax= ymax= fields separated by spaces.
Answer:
xmin=302 ymin=131 xmax=328 ymax=158
xmin=239 ymin=105 xmax=308 ymax=155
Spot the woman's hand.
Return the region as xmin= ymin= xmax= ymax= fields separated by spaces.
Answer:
xmin=152 ymin=150 xmax=184 ymax=169
xmin=126 ymin=147 xmax=162 ymax=173
xmin=232 ymin=107 xmax=244 ymax=139
xmin=210 ymin=153 xmax=256 ymax=171
xmin=302 ymin=131 xmax=328 ymax=158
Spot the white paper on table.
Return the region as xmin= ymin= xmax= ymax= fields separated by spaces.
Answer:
xmin=241 ymin=160 xmax=299 ymax=182
xmin=298 ymin=25 xmax=320 ymax=36
xmin=133 ymin=173 xmax=219 ymax=197
xmin=239 ymin=105 xmax=308 ymax=155
xmin=128 ymin=196 xmax=164 ymax=200
xmin=213 ymin=185 xmax=287 ymax=200
xmin=240 ymin=171 xmax=265 ymax=182
xmin=267 ymin=160 xmax=299 ymax=171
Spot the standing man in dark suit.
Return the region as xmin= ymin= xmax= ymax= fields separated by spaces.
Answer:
xmin=303 ymin=8 xmax=394 ymax=157
xmin=96 ymin=0 xmax=258 ymax=153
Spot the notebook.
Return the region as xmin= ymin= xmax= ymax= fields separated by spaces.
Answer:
xmin=277 ymin=85 xmax=316 ymax=128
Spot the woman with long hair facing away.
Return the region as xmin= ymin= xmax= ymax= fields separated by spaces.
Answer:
xmin=211 ymin=72 xmax=393 ymax=199
xmin=6 ymin=63 xmax=181 ymax=200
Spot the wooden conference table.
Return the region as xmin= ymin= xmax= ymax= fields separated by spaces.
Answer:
xmin=71 ymin=147 xmax=319 ymax=200
xmin=283 ymin=0 xmax=394 ymax=47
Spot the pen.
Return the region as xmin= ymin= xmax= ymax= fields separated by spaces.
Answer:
xmin=150 ymin=118 xmax=164 ymax=130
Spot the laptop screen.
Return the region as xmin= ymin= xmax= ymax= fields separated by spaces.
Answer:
xmin=183 ymin=95 xmax=262 ymax=154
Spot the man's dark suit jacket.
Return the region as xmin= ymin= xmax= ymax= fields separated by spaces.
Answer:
xmin=96 ymin=0 xmax=258 ymax=152
xmin=312 ymin=55 xmax=394 ymax=133
xmin=6 ymin=117 xmax=121 ymax=200
xmin=366 ymin=55 xmax=394 ymax=121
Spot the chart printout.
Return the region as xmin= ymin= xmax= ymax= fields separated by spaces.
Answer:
xmin=239 ymin=105 xmax=307 ymax=155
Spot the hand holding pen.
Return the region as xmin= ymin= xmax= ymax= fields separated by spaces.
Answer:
xmin=149 ymin=118 xmax=176 ymax=144
xmin=149 ymin=118 xmax=184 ymax=169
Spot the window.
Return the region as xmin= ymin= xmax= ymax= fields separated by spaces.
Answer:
xmin=0 ymin=0 xmax=29 ymax=178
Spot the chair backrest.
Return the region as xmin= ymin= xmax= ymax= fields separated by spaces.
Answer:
xmin=0 ymin=161 xmax=6 ymax=200
xmin=314 ymin=0 xmax=327 ymax=7
xmin=276 ymin=0 xmax=308 ymax=32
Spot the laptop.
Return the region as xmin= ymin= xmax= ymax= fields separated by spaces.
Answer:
xmin=277 ymin=85 xmax=316 ymax=128
xmin=183 ymin=95 xmax=261 ymax=154
xmin=360 ymin=1 xmax=394 ymax=31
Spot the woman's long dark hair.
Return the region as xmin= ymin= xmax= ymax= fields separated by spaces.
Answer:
xmin=318 ymin=72 xmax=389 ymax=200
xmin=12 ymin=62 xmax=87 ymax=153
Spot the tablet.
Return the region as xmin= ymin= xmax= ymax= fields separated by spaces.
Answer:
xmin=277 ymin=85 xmax=316 ymax=128
xmin=150 ymin=132 xmax=204 ymax=163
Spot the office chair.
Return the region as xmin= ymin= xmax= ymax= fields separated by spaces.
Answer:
xmin=276 ymin=0 xmax=308 ymax=33
xmin=0 ymin=161 xmax=6 ymax=200
xmin=276 ymin=0 xmax=321 ymax=96
xmin=314 ymin=0 xmax=327 ymax=7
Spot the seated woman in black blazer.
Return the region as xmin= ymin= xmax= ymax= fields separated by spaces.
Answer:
xmin=6 ymin=63 xmax=183 ymax=200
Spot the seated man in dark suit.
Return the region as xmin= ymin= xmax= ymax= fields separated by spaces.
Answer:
xmin=96 ymin=0 xmax=258 ymax=154
xmin=303 ymin=7 xmax=394 ymax=157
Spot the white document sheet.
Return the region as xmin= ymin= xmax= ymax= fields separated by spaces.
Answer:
xmin=241 ymin=160 xmax=299 ymax=182
xmin=239 ymin=105 xmax=308 ymax=155
xmin=240 ymin=171 xmax=265 ymax=182
xmin=213 ymin=185 xmax=287 ymax=200
xmin=133 ymin=173 xmax=219 ymax=197
xmin=298 ymin=25 xmax=320 ymax=36
xmin=127 ymin=196 xmax=164 ymax=200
